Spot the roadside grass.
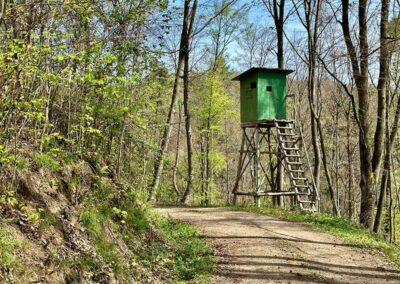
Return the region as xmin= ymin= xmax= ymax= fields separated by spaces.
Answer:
xmin=154 ymin=215 xmax=216 ymax=283
xmin=230 ymin=205 xmax=400 ymax=267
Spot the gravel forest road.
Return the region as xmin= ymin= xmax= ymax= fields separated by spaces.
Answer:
xmin=156 ymin=207 xmax=400 ymax=284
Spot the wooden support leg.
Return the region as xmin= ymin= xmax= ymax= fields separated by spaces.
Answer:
xmin=276 ymin=152 xmax=283 ymax=206
xmin=232 ymin=130 xmax=246 ymax=205
xmin=254 ymin=127 xmax=261 ymax=208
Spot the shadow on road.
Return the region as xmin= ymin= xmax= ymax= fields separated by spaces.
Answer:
xmin=214 ymin=254 xmax=400 ymax=282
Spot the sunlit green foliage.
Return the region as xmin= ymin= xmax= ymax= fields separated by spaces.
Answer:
xmin=190 ymin=61 xmax=239 ymax=205
xmin=0 ymin=229 xmax=20 ymax=267
xmin=155 ymin=216 xmax=215 ymax=281
xmin=31 ymin=152 xmax=60 ymax=172
xmin=79 ymin=206 xmax=130 ymax=279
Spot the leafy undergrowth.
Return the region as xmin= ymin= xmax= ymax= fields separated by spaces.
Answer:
xmin=0 ymin=229 xmax=20 ymax=268
xmin=0 ymin=147 xmax=214 ymax=283
xmin=154 ymin=216 xmax=215 ymax=283
xmin=77 ymin=191 xmax=215 ymax=283
xmin=231 ymin=205 xmax=400 ymax=267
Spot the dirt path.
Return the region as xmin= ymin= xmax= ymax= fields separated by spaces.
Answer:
xmin=156 ymin=207 xmax=400 ymax=284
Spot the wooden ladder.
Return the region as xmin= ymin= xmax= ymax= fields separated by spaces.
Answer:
xmin=274 ymin=120 xmax=318 ymax=211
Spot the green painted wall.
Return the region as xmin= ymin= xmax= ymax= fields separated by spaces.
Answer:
xmin=240 ymin=70 xmax=287 ymax=122
xmin=240 ymin=72 xmax=258 ymax=122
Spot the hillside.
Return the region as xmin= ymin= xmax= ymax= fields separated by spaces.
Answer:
xmin=0 ymin=156 xmax=213 ymax=283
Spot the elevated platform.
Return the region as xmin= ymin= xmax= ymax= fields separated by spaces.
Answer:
xmin=241 ymin=119 xmax=294 ymax=128
xmin=232 ymin=120 xmax=319 ymax=211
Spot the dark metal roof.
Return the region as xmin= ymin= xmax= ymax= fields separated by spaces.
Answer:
xmin=232 ymin=67 xmax=294 ymax=81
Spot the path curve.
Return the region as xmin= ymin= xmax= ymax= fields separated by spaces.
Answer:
xmin=156 ymin=207 xmax=400 ymax=284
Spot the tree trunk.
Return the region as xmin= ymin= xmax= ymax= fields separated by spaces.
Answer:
xmin=116 ymin=118 xmax=126 ymax=179
xmin=317 ymin=117 xmax=340 ymax=215
xmin=374 ymin=111 xmax=390 ymax=233
xmin=224 ymin=119 xmax=230 ymax=203
xmin=172 ymin=102 xmax=183 ymax=199
xmin=204 ymin=84 xmax=213 ymax=205
xmin=181 ymin=45 xmax=195 ymax=204
xmin=374 ymin=79 xmax=400 ymax=232
xmin=334 ymin=105 xmax=340 ymax=213
xmin=298 ymin=0 xmax=323 ymax=200
xmin=180 ymin=0 xmax=198 ymax=204
xmin=148 ymin=53 xmax=185 ymax=201
xmin=371 ymin=0 xmax=389 ymax=179
xmin=275 ymin=0 xmax=285 ymax=68
xmin=200 ymin=134 xmax=207 ymax=203
xmin=346 ymin=105 xmax=354 ymax=219
xmin=372 ymin=0 xmax=391 ymax=232
xmin=276 ymin=0 xmax=285 ymax=206
xmin=148 ymin=0 xmax=193 ymax=201
xmin=341 ymin=0 xmax=381 ymax=228
xmin=205 ymin=125 xmax=211 ymax=205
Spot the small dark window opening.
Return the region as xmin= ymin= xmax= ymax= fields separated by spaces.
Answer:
xmin=250 ymin=81 xmax=257 ymax=89
xmin=266 ymin=86 xmax=272 ymax=92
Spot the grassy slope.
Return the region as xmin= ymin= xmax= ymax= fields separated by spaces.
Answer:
xmin=0 ymin=211 xmax=214 ymax=284
xmin=0 ymin=152 xmax=215 ymax=283
xmin=230 ymin=206 xmax=400 ymax=267
xmin=0 ymin=201 xmax=214 ymax=283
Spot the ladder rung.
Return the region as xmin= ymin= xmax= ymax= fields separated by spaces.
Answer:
xmin=283 ymin=147 xmax=300 ymax=151
xmin=288 ymin=164 xmax=300 ymax=173
xmin=287 ymin=161 xmax=302 ymax=165
xmin=287 ymin=156 xmax=301 ymax=159
xmin=299 ymin=200 xmax=314 ymax=203
xmin=290 ymin=169 xmax=305 ymax=173
xmin=283 ymin=147 xmax=299 ymax=151
xmin=294 ymin=184 xmax=309 ymax=188
xmin=286 ymin=154 xmax=301 ymax=157
xmin=276 ymin=126 xmax=293 ymax=129
xmin=290 ymin=174 xmax=305 ymax=179
xmin=294 ymin=183 xmax=308 ymax=186
xmin=280 ymin=135 xmax=300 ymax=140
xmin=291 ymin=192 xmax=311 ymax=196
xmin=250 ymin=191 xmax=309 ymax=196
xmin=278 ymin=132 xmax=295 ymax=136
xmin=285 ymin=155 xmax=301 ymax=160
xmin=293 ymin=177 xmax=307 ymax=180
xmin=302 ymin=208 xmax=317 ymax=212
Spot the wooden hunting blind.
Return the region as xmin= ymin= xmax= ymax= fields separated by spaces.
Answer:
xmin=232 ymin=68 xmax=293 ymax=123
xmin=231 ymin=67 xmax=319 ymax=211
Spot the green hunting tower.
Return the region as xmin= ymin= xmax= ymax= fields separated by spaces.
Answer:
xmin=231 ymin=68 xmax=319 ymax=211
xmin=233 ymin=68 xmax=291 ymax=122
